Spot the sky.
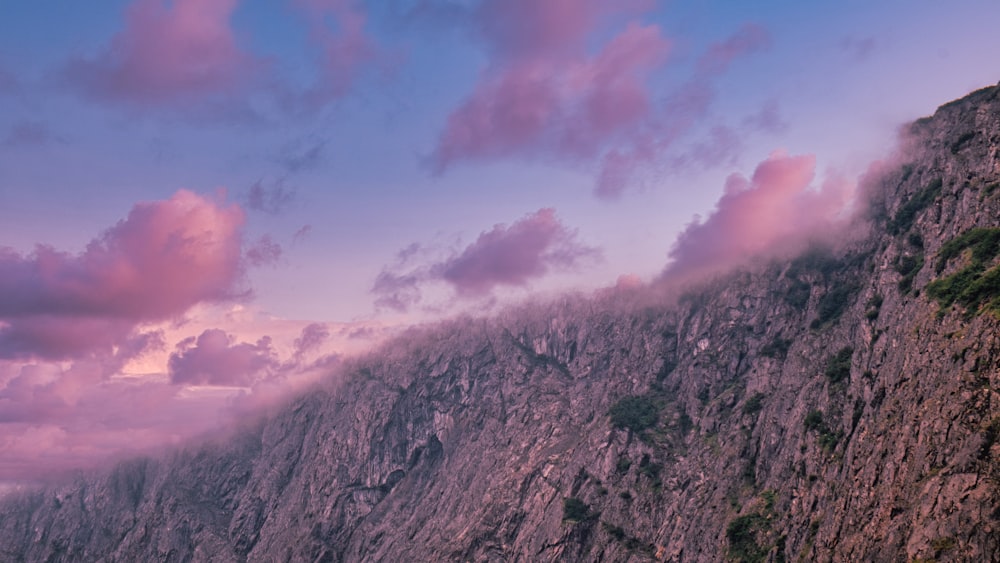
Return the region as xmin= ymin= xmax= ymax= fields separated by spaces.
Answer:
xmin=1 ymin=0 xmax=1000 ymax=485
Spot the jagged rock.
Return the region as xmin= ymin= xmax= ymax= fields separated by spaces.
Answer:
xmin=4 ymin=83 xmax=1000 ymax=562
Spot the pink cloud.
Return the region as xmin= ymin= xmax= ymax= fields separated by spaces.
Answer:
xmin=372 ymin=208 xmax=599 ymax=310
xmin=594 ymin=24 xmax=771 ymax=198
xmin=0 ymin=310 xmax=377 ymax=483
xmin=663 ymin=152 xmax=855 ymax=281
xmin=168 ymin=329 xmax=275 ymax=386
xmin=292 ymin=224 xmax=313 ymax=244
xmin=0 ymin=190 xmax=245 ymax=360
xmin=696 ymin=23 xmax=770 ymax=74
xmin=372 ymin=269 xmax=424 ymax=312
xmin=440 ymin=208 xmax=598 ymax=295
xmin=432 ymin=5 xmax=770 ymax=199
xmin=431 ymin=8 xmax=671 ymax=170
xmin=294 ymin=0 xmax=379 ymax=108
xmin=64 ymin=0 xmax=258 ymax=106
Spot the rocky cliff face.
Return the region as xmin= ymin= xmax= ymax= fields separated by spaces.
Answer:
xmin=4 ymin=84 xmax=1000 ymax=562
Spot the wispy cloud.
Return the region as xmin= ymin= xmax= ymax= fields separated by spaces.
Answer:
xmin=372 ymin=208 xmax=600 ymax=311
xmin=242 ymin=179 xmax=297 ymax=215
xmin=62 ymin=0 xmax=262 ymax=108
xmin=290 ymin=0 xmax=382 ymax=110
xmin=2 ymin=121 xmax=64 ymax=148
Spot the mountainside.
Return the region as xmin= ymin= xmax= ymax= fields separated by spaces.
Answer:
xmin=4 ymin=84 xmax=1000 ymax=562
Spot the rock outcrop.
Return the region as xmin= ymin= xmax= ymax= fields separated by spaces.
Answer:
xmin=4 ymin=84 xmax=1000 ymax=562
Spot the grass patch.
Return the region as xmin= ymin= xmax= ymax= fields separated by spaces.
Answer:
xmin=927 ymin=228 xmax=1000 ymax=317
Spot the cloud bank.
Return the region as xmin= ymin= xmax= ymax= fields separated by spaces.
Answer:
xmin=0 ymin=190 xmax=382 ymax=483
xmin=663 ymin=152 xmax=856 ymax=281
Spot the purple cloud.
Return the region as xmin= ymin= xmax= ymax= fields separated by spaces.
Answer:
xmin=243 ymin=179 xmax=296 ymax=215
xmin=62 ymin=0 xmax=262 ymax=107
xmin=168 ymin=329 xmax=276 ymax=386
xmin=0 ymin=190 xmax=247 ymax=360
xmin=663 ymin=152 xmax=855 ymax=281
xmin=372 ymin=208 xmax=599 ymax=310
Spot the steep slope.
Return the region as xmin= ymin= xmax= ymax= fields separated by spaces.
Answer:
xmin=4 ymin=83 xmax=1000 ymax=562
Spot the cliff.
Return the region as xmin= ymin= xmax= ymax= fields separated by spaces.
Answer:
xmin=3 ymin=83 xmax=1000 ymax=562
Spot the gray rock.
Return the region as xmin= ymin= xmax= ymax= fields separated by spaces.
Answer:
xmin=4 ymin=83 xmax=1000 ymax=562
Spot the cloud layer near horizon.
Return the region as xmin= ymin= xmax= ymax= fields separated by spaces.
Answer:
xmin=0 ymin=190 xmax=386 ymax=483
xmin=373 ymin=208 xmax=599 ymax=312
xmin=663 ymin=152 xmax=856 ymax=281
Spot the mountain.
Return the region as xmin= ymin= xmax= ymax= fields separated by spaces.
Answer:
xmin=4 ymin=83 xmax=1000 ymax=562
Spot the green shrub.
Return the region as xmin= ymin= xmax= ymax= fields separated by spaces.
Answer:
xmin=934 ymin=227 xmax=1000 ymax=273
xmin=609 ymin=395 xmax=660 ymax=432
xmin=825 ymin=347 xmax=853 ymax=384
xmin=928 ymin=228 xmax=1000 ymax=317
xmin=726 ymin=514 xmax=768 ymax=563
xmin=804 ymin=409 xmax=826 ymax=432
xmin=743 ymin=393 xmax=765 ymax=415
xmin=562 ymin=497 xmax=591 ymax=523
xmin=803 ymin=409 xmax=842 ymax=452
xmin=615 ymin=457 xmax=632 ymax=474
xmin=817 ymin=430 xmax=842 ymax=453
xmin=812 ymin=283 xmax=860 ymax=328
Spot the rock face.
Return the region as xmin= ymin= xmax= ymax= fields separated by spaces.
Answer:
xmin=4 ymin=84 xmax=1000 ymax=562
